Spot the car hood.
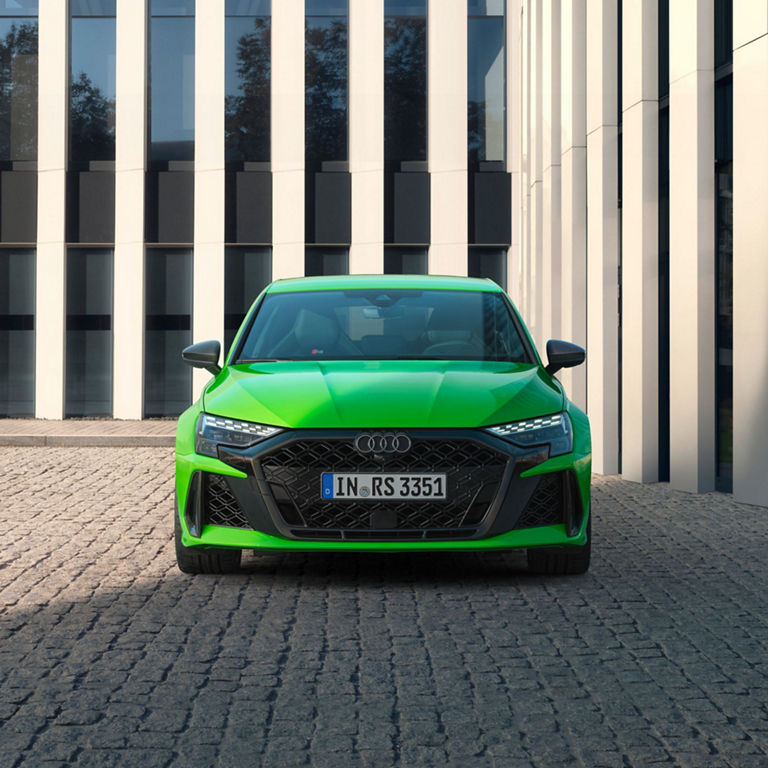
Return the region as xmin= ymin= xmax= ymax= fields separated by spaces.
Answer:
xmin=203 ymin=360 xmax=564 ymax=429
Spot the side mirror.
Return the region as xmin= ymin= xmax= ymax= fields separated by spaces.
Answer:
xmin=182 ymin=340 xmax=222 ymax=376
xmin=545 ymin=339 xmax=585 ymax=375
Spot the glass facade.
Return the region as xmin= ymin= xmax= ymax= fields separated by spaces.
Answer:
xmin=0 ymin=248 xmax=34 ymax=416
xmin=225 ymin=0 xmax=270 ymax=165
xmin=384 ymin=0 xmax=427 ymax=168
xmin=715 ymin=0 xmax=733 ymax=491
xmin=0 ymin=0 xmax=37 ymax=164
xmin=69 ymin=1 xmax=116 ymax=164
xmin=468 ymin=0 xmax=505 ymax=168
xmin=149 ymin=0 xmax=195 ymax=164
xmin=66 ymin=248 xmax=112 ymax=417
xmin=144 ymin=249 xmax=192 ymax=417
xmin=384 ymin=246 xmax=428 ymax=275
xmin=305 ymin=0 xmax=348 ymax=168
xmin=305 ymin=246 xmax=348 ymax=276
xmin=658 ymin=0 xmax=669 ymax=481
xmin=224 ymin=245 xmax=271 ymax=351
xmin=468 ymin=246 xmax=507 ymax=289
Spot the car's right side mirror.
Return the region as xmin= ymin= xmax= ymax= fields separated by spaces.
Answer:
xmin=545 ymin=339 xmax=586 ymax=375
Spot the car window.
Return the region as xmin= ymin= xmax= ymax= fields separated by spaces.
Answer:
xmin=236 ymin=289 xmax=530 ymax=363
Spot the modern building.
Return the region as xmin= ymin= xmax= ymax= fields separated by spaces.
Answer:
xmin=0 ymin=0 xmax=765 ymax=507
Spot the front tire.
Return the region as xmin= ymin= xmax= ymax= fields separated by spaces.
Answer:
xmin=174 ymin=503 xmax=242 ymax=574
xmin=527 ymin=514 xmax=591 ymax=575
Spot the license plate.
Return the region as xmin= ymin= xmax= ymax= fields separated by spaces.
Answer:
xmin=321 ymin=473 xmax=446 ymax=500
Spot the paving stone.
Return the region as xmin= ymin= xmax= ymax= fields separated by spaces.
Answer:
xmin=0 ymin=447 xmax=767 ymax=766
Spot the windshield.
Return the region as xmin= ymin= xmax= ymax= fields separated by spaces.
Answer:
xmin=235 ymin=289 xmax=531 ymax=363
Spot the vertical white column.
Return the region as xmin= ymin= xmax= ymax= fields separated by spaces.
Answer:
xmin=528 ymin=0 xmax=543 ymax=346
xmin=428 ymin=0 xmax=467 ymax=276
xmin=621 ymin=0 xmax=658 ymax=483
xmin=541 ymin=0 xmax=561 ymax=345
xmin=271 ymin=0 xmax=305 ymax=279
xmin=114 ymin=0 xmax=147 ymax=419
xmin=669 ymin=0 xmax=715 ymax=492
xmin=349 ymin=0 xmax=383 ymax=274
xmin=35 ymin=0 xmax=67 ymax=419
xmin=520 ymin=0 xmax=531 ymax=317
xmin=507 ymin=0 xmax=522 ymax=302
xmin=733 ymin=4 xmax=768 ymax=506
xmin=193 ymin=0 xmax=225 ymax=395
xmin=586 ymin=0 xmax=620 ymax=475
xmin=559 ymin=0 xmax=587 ymax=409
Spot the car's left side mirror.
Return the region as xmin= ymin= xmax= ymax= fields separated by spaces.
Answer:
xmin=182 ymin=340 xmax=222 ymax=376
xmin=545 ymin=339 xmax=586 ymax=375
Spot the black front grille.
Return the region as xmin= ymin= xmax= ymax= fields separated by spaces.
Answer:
xmin=514 ymin=472 xmax=563 ymax=529
xmin=259 ymin=437 xmax=508 ymax=539
xmin=204 ymin=474 xmax=249 ymax=528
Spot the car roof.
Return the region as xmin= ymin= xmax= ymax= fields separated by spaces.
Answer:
xmin=266 ymin=274 xmax=503 ymax=294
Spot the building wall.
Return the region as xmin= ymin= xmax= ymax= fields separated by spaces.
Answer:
xmin=1 ymin=1 xmax=765 ymax=506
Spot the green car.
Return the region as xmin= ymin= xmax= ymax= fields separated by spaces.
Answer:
xmin=175 ymin=275 xmax=591 ymax=575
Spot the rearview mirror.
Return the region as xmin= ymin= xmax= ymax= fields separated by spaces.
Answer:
xmin=182 ymin=340 xmax=221 ymax=376
xmin=545 ymin=339 xmax=585 ymax=375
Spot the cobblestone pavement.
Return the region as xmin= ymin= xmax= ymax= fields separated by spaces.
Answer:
xmin=1 ymin=447 xmax=767 ymax=768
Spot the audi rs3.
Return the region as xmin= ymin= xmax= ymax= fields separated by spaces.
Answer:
xmin=175 ymin=274 xmax=591 ymax=574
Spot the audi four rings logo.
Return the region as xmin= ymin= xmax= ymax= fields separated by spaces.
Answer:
xmin=354 ymin=432 xmax=412 ymax=454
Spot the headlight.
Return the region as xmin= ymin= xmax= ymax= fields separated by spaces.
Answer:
xmin=195 ymin=413 xmax=281 ymax=458
xmin=485 ymin=412 xmax=573 ymax=457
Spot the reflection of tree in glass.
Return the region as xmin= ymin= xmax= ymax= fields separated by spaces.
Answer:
xmin=70 ymin=71 xmax=115 ymax=162
xmin=226 ymin=17 xmax=270 ymax=164
xmin=468 ymin=99 xmax=485 ymax=166
xmin=305 ymin=19 xmax=347 ymax=165
xmin=0 ymin=22 xmax=37 ymax=162
xmin=385 ymin=17 xmax=426 ymax=165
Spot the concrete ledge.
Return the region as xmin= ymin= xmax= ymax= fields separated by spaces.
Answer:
xmin=0 ymin=419 xmax=176 ymax=447
xmin=0 ymin=434 xmax=175 ymax=447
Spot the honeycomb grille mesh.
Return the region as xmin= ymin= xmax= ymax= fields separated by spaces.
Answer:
xmin=514 ymin=472 xmax=563 ymax=529
xmin=259 ymin=437 xmax=508 ymax=536
xmin=204 ymin=474 xmax=249 ymax=528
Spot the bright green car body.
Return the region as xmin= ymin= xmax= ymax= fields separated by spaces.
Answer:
xmin=175 ymin=275 xmax=591 ymax=558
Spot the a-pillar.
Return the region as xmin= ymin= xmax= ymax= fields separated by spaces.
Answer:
xmin=586 ymin=0 xmax=620 ymax=475
xmin=668 ymin=0 xmax=715 ymax=492
xmin=733 ymin=2 xmax=768 ymax=506
xmin=621 ymin=0 xmax=659 ymax=483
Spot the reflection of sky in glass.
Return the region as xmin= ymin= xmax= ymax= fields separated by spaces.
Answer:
xmin=226 ymin=0 xmax=269 ymax=14
xmin=71 ymin=18 xmax=115 ymax=101
xmin=150 ymin=16 xmax=194 ymax=159
xmin=468 ymin=15 xmax=504 ymax=163
xmin=384 ymin=0 xmax=425 ymax=14
xmin=0 ymin=1 xmax=37 ymax=16
xmin=468 ymin=0 xmax=504 ymax=15
xmin=306 ymin=0 xmax=347 ymax=15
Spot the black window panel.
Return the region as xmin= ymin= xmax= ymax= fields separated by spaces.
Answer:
xmin=67 ymin=171 xmax=115 ymax=243
xmin=658 ymin=0 xmax=669 ymax=102
xmin=0 ymin=14 xmax=37 ymax=163
xmin=149 ymin=7 xmax=194 ymax=164
xmin=714 ymin=0 xmax=732 ymax=71
xmin=146 ymin=170 xmax=194 ymax=243
xmin=69 ymin=6 xmax=115 ymax=164
xmin=224 ymin=246 xmax=271 ymax=351
xmin=658 ymin=105 xmax=670 ymax=482
xmin=0 ymin=169 xmax=35 ymax=241
xmin=305 ymin=246 xmax=348 ymax=277
xmin=227 ymin=170 xmax=272 ymax=243
xmin=0 ymin=247 xmax=34 ymax=416
xmin=144 ymin=248 xmax=192 ymax=417
xmin=470 ymin=170 xmax=511 ymax=244
xmin=66 ymin=248 xmax=113 ymax=417
xmin=305 ymin=7 xmax=348 ymax=169
xmin=468 ymin=247 xmax=507 ymax=289
xmin=384 ymin=246 xmax=427 ymax=275
xmin=225 ymin=12 xmax=270 ymax=165
xmin=313 ymin=170 xmax=351 ymax=244
xmin=392 ymin=171 xmax=430 ymax=244
xmin=468 ymin=8 xmax=505 ymax=169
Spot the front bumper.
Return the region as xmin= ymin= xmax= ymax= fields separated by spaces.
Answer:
xmin=175 ymin=427 xmax=591 ymax=553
